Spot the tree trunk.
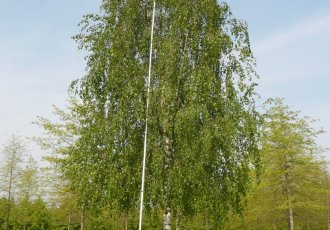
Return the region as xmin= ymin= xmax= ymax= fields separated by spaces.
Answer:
xmin=6 ymin=165 xmax=14 ymax=230
xmin=124 ymin=212 xmax=128 ymax=230
xmin=5 ymin=200 xmax=10 ymax=230
xmin=176 ymin=211 xmax=180 ymax=230
xmin=307 ymin=213 xmax=311 ymax=230
xmin=80 ymin=208 xmax=85 ymax=230
xmin=272 ymin=219 xmax=277 ymax=230
xmin=23 ymin=203 xmax=28 ymax=230
xmin=68 ymin=212 xmax=71 ymax=230
xmin=288 ymin=202 xmax=294 ymax=230
xmin=204 ymin=214 xmax=210 ymax=230
xmin=284 ymin=170 xmax=294 ymax=230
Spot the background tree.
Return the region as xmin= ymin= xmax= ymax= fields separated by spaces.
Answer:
xmin=0 ymin=197 xmax=6 ymax=227
xmin=230 ymin=99 xmax=329 ymax=230
xmin=16 ymin=155 xmax=40 ymax=230
xmin=35 ymin=101 xmax=87 ymax=229
xmin=39 ymin=165 xmax=81 ymax=230
xmin=28 ymin=197 xmax=52 ymax=230
xmin=0 ymin=135 xmax=25 ymax=230
xmin=36 ymin=100 xmax=142 ymax=229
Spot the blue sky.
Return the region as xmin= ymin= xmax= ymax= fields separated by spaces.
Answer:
xmin=0 ymin=0 xmax=101 ymax=161
xmin=228 ymin=0 xmax=330 ymax=154
xmin=0 ymin=1 xmax=329 ymax=161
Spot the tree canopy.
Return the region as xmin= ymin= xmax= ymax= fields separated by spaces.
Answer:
xmin=35 ymin=1 xmax=262 ymax=228
xmin=225 ymin=99 xmax=329 ymax=230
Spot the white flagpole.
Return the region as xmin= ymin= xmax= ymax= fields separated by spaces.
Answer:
xmin=139 ymin=1 xmax=156 ymax=229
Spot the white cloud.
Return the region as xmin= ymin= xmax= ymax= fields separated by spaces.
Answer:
xmin=254 ymin=14 xmax=330 ymax=56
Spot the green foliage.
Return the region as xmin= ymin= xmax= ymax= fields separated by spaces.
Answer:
xmin=36 ymin=0 xmax=261 ymax=227
xmin=28 ymin=198 xmax=52 ymax=230
xmin=0 ymin=196 xmax=54 ymax=230
xmin=18 ymin=156 xmax=40 ymax=202
xmin=0 ymin=197 xmax=9 ymax=228
xmin=0 ymin=136 xmax=54 ymax=230
xmin=225 ymin=98 xmax=330 ymax=229
xmin=0 ymin=136 xmax=25 ymax=194
xmin=0 ymin=135 xmax=25 ymax=230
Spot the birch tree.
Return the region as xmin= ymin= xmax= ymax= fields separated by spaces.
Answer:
xmin=0 ymin=135 xmax=25 ymax=230
xmin=38 ymin=0 xmax=261 ymax=227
